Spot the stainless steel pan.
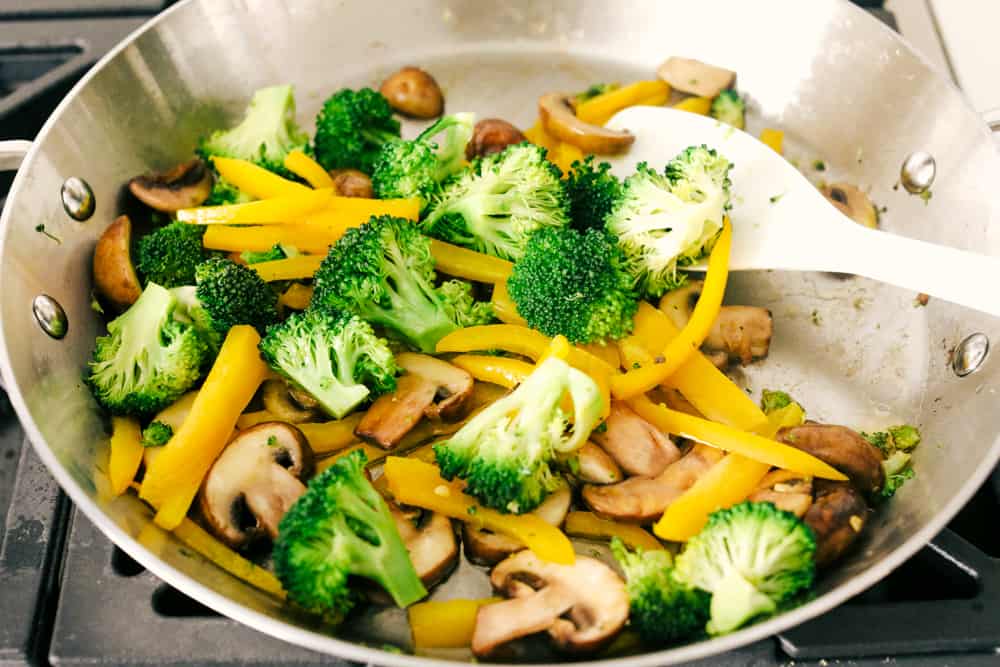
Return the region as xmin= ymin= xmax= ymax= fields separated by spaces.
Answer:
xmin=2 ymin=0 xmax=1000 ymax=664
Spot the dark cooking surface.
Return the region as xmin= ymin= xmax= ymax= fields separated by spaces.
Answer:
xmin=2 ymin=2 xmax=1000 ymax=666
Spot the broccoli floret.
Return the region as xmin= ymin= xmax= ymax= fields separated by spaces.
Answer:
xmin=240 ymin=243 xmax=299 ymax=265
xmin=574 ymin=83 xmax=619 ymax=105
xmin=611 ymin=538 xmax=709 ymax=645
xmin=204 ymin=177 xmax=254 ymax=206
xmin=862 ymin=424 xmax=922 ymax=499
xmin=311 ymin=215 xmax=493 ymax=353
xmin=141 ymin=421 xmax=173 ymax=448
xmin=507 ymin=227 xmax=637 ymax=344
xmin=87 ymin=284 xmax=210 ymax=417
xmin=760 ymin=389 xmax=792 ymax=414
xmin=710 ymin=89 xmax=746 ymax=130
xmin=565 ymin=156 xmax=622 ymax=232
xmin=437 ymin=279 xmax=495 ymax=329
xmin=312 ymin=88 xmax=401 ymax=174
xmin=136 ymin=222 xmax=208 ymax=288
xmin=606 ymin=147 xmax=732 ymax=297
xmin=434 ymin=356 xmax=603 ymax=513
xmin=888 ymin=424 xmax=921 ymax=451
xmin=259 ymin=309 xmax=397 ymax=419
xmin=372 ymin=113 xmax=475 ymax=206
xmin=273 ymin=450 xmax=427 ymax=621
xmin=674 ymin=501 xmax=816 ymax=636
xmin=198 ymin=85 xmax=308 ymax=178
xmin=422 ymin=143 xmax=570 ymax=260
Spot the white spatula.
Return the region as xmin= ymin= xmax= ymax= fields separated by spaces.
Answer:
xmin=604 ymin=105 xmax=1000 ymax=316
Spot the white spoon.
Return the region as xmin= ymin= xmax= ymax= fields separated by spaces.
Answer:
xmin=604 ymin=105 xmax=1000 ymax=316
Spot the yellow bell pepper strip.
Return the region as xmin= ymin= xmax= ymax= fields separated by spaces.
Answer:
xmin=627 ymin=396 xmax=848 ymax=481
xmin=108 ymin=416 xmax=144 ymax=496
xmin=406 ymin=442 xmax=439 ymax=464
xmin=491 ymin=281 xmax=527 ymax=326
xmin=672 ymin=96 xmax=713 ymax=115
xmin=211 ymin=156 xmax=310 ymax=198
xmin=315 ymin=443 xmax=384 ymax=474
xmin=564 ymin=511 xmax=664 ymax=552
xmin=633 ymin=89 xmax=671 ymax=109
xmin=177 ymin=188 xmax=332 ymax=225
xmin=765 ymin=402 xmax=806 ymax=436
xmin=537 ymin=334 xmax=571 ymax=365
xmin=298 ymin=196 xmax=420 ymax=226
xmin=297 ymin=414 xmax=364 ymax=455
xmin=611 ymin=219 xmax=731 ymax=400
xmin=172 ymin=518 xmax=286 ymax=598
xmin=409 ymin=598 xmax=502 ymax=649
xmin=760 ymin=128 xmax=784 ymax=155
xmin=524 ymin=118 xmax=559 ymax=153
xmin=430 ymin=239 xmax=513 ymax=283
xmin=278 ymin=283 xmax=314 ymax=310
xmin=236 ymin=410 xmax=277 ymax=430
xmin=283 ymin=149 xmax=335 ymax=189
xmin=450 ymin=354 xmax=532 ymax=389
xmin=576 ymin=80 xmax=671 ymax=126
xmin=384 ymin=457 xmax=575 ymax=564
xmin=143 ymin=391 xmax=200 ymax=471
xmin=250 ymin=254 xmax=324 ymax=282
xmin=551 ymin=142 xmax=585 ymax=175
xmin=581 ymin=342 xmax=620 ymax=369
xmin=140 ymin=326 xmax=269 ymax=530
xmin=202 ymin=224 xmax=340 ymax=255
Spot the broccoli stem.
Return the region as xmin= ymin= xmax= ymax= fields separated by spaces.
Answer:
xmin=706 ymin=570 xmax=776 ymax=635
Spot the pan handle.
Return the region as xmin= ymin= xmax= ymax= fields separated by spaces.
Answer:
xmin=0 ymin=140 xmax=31 ymax=171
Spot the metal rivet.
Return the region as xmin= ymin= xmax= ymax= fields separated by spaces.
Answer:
xmin=952 ymin=333 xmax=989 ymax=377
xmin=900 ymin=151 xmax=936 ymax=195
xmin=61 ymin=176 xmax=94 ymax=221
xmin=32 ymin=295 xmax=68 ymax=339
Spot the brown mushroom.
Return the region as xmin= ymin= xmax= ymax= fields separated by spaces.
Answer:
xmin=93 ymin=215 xmax=142 ymax=312
xmin=198 ymin=422 xmax=314 ymax=549
xmin=466 ymin=118 xmax=527 ymax=159
xmin=538 ymin=93 xmax=635 ymax=155
xmin=591 ymin=401 xmax=680 ymax=477
xmin=803 ymin=480 xmax=869 ymax=568
xmin=396 ymin=353 xmax=474 ymax=419
xmin=657 ymin=57 xmax=736 ymax=98
xmin=778 ymin=424 xmax=885 ymax=494
xmin=389 ymin=504 xmax=458 ymax=588
xmin=128 ymin=159 xmax=212 ymax=212
xmin=748 ymin=469 xmax=813 ymax=518
xmin=463 ymin=485 xmax=571 ymax=566
xmin=328 ymin=168 xmax=374 ymax=198
xmin=472 ymin=550 xmax=628 ymax=657
xmin=261 ymin=379 xmax=316 ymax=424
xmin=356 ymin=373 xmax=439 ymax=449
xmin=380 ymin=66 xmax=444 ymax=119
xmin=821 ymin=183 xmax=878 ymax=229
xmin=582 ymin=444 xmax=724 ymax=523
xmin=574 ymin=441 xmax=623 ymax=485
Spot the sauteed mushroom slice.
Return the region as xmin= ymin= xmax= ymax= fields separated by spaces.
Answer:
xmin=355 ymin=373 xmax=439 ymax=449
xmin=199 ymin=422 xmax=314 ymax=548
xmin=778 ymin=424 xmax=885 ymax=495
xmin=261 ymin=379 xmax=316 ymax=424
xmin=538 ymin=93 xmax=635 ymax=155
xmin=591 ymin=401 xmax=680 ymax=477
xmin=472 ymin=551 xmax=628 ymax=657
xmin=328 ymin=168 xmax=374 ymax=198
xmin=128 ymin=159 xmax=212 ymax=212
xmin=748 ymin=469 xmax=813 ymax=518
xmin=380 ymin=66 xmax=444 ymax=119
xmin=574 ymin=441 xmax=623 ymax=485
xmin=821 ymin=183 xmax=878 ymax=229
xmin=804 ymin=480 xmax=869 ymax=568
xmin=389 ymin=504 xmax=458 ymax=588
xmin=93 ymin=214 xmax=142 ymax=312
xmin=582 ymin=444 xmax=724 ymax=523
xmin=657 ymin=57 xmax=736 ymax=98
xmin=396 ymin=353 xmax=474 ymax=419
xmin=463 ymin=485 xmax=571 ymax=566
xmin=466 ymin=118 xmax=527 ymax=159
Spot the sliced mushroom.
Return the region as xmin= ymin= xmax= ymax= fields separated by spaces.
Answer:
xmin=288 ymin=385 xmax=320 ymax=411
xmin=356 ymin=373 xmax=439 ymax=449
xmin=538 ymin=93 xmax=635 ymax=155
xmin=261 ymin=379 xmax=316 ymax=424
xmin=198 ymin=422 xmax=313 ymax=549
xmin=463 ymin=485 xmax=571 ymax=566
xmin=591 ymin=401 xmax=680 ymax=477
xmin=328 ymin=168 xmax=374 ymax=198
xmin=380 ymin=66 xmax=444 ymax=119
xmin=582 ymin=444 xmax=724 ymax=523
xmin=821 ymin=183 xmax=878 ymax=229
xmin=472 ymin=550 xmax=628 ymax=657
xmin=574 ymin=441 xmax=623 ymax=485
xmin=466 ymin=118 xmax=527 ymax=159
xmin=748 ymin=469 xmax=813 ymax=518
xmin=778 ymin=424 xmax=885 ymax=495
xmin=657 ymin=57 xmax=736 ymax=98
xmin=396 ymin=353 xmax=474 ymax=420
xmin=704 ymin=306 xmax=774 ymax=366
xmin=803 ymin=480 xmax=869 ymax=568
xmin=93 ymin=214 xmax=142 ymax=312
xmin=128 ymin=159 xmax=212 ymax=212
xmin=385 ymin=505 xmax=458 ymax=590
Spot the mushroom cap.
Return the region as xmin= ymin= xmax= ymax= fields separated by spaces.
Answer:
xmin=574 ymin=441 xmax=623 ymax=485
xmin=396 ymin=353 xmax=474 ymax=420
xmin=591 ymin=401 xmax=680 ymax=477
xmin=538 ymin=93 xmax=635 ymax=155
xmin=778 ymin=423 xmax=885 ymax=494
xmin=261 ymin=379 xmax=316 ymax=424
xmin=355 ymin=373 xmax=439 ymax=449
xmin=128 ymin=159 xmax=212 ymax=212
xmin=93 ymin=215 xmax=142 ymax=312
xmin=380 ymin=66 xmax=444 ymax=119
xmin=821 ymin=183 xmax=878 ymax=229
xmin=657 ymin=57 xmax=736 ymax=98
xmin=391 ymin=505 xmax=458 ymax=588
xmin=804 ymin=480 xmax=869 ymax=568
xmin=463 ymin=485 xmax=571 ymax=566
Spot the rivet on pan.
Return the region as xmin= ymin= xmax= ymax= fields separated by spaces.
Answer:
xmin=952 ymin=333 xmax=989 ymax=377
xmin=32 ymin=295 xmax=68 ymax=339
xmin=900 ymin=151 xmax=936 ymax=195
xmin=61 ymin=176 xmax=95 ymax=221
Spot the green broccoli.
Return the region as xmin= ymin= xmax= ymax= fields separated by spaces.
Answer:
xmin=710 ymin=89 xmax=746 ymax=130
xmin=573 ymin=83 xmax=619 ymax=105
xmin=674 ymin=501 xmax=816 ymax=636
xmin=259 ymin=309 xmax=398 ymax=419
xmin=611 ymin=538 xmax=709 ymax=645
xmin=434 ymin=356 xmax=603 ymax=513
xmin=198 ymin=84 xmax=309 ymax=178
xmin=565 ymin=156 xmax=622 ymax=232
xmin=310 ymin=215 xmax=493 ymax=353
xmin=760 ymin=389 xmax=795 ymax=414
xmin=273 ymin=450 xmax=427 ymax=622
xmin=507 ymin=227 xmax=637 ymax=344
xmin=606 ymin=147 xmax=732 ymax=297
xmin=862 ymin=424 xmax=922 ymax=499
xmin=372 ymin=113 xmax=475 ymax=206
xmin=136 ymin=222 xmax=208 ymax=288
xmin=87 ymin=283 xmax=210 ymax=417
xmin=204 ymin=177 xmax=254 ymax=206
xmin=141 ymin=421 xmax=173 ymax=447
xmin=240 ymin=243 xmax=299 ymax=265
xmin=422 ymin=143 xmax=571 ymax=260
xmin=312 ymin=88 xmax=401 ymax=174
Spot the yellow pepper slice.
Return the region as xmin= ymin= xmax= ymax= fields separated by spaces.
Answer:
xmin=551 ymin=142 xmax=584 ymax=175
xmin=283 ymin=149 xmax=335 ymax=189
xmin=235 ymin=410 xmax=277 ymax=429
xmin=202 ymin=224 xmax=340 ymax=255
xmin=140 ymin=326 xmax=269 ymax=530
xmin=564 ymin=511 xmax=663 ymax=552
xmin=177 ymin=188 xmax=332 ymax=225
xmin=315 ymin=443 xmax=384 ymax=474
xmin=673 ymin=96 xmax=713 ymax=115
xmin=430 ymin=239 xmax=513 ymax=283
xmin=108 ymin=416 xmax=144 ymax=496
xmin=250 ymin=254 xmax=324 ymax=282
xmin=297 ymin=414 xmax=364 ymax=455
xmin=611 ymin=220 xmax=731 ymax=399
xmin=490 ymin=281 xmax=527 ymax=326
xmin=450 ymin=354 xmax=532 ymax=389
xmin=143 ymin=391 xmax=200 ymax=471
xmin=298 ymin=196 xmax=420 ymax=226
xmin=632 ymin=89 xmax=670 ymax=109
xmin=409 ymin=598 xmax=501 ymax=649
xmin=384 ymin=457 xmax=575 ymax=564
xmin=576 ymin=80 xmax=671 ymax=126
xmin=278 ymin=283 xmax=314 ymax=310
xmin=211 ymin=156 xmax=310 ymax=198
xmin=172 ymin=518 xmax=285 ymax=598
xmin=627 ymin=396 xmax=848 ymax=481
xmin=581 ymin=342 xmax=620 ymax=369
xmin=537 ymin=334 xmax=571 ymax=365
xmin=524 ymin=119 xmax=558 ymax=153
xmin=759 ymin=128 xmax=784 ymax=155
